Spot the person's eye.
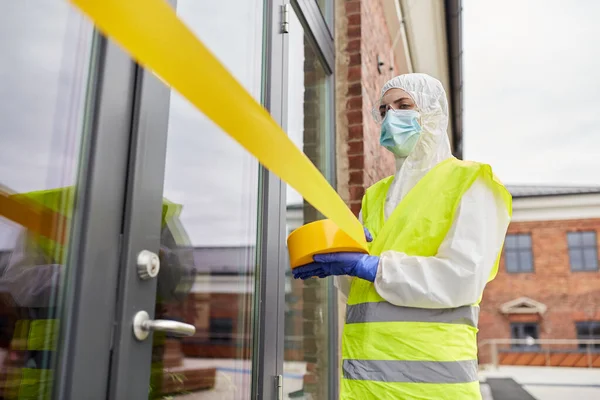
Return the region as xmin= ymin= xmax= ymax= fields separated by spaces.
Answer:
xmin=400 ymin=104 xmax=411 ymax=109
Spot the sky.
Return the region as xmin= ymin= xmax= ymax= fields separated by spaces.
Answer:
xmin=463 ymin=0 xmax=600 ymax=186
xmin=6 ymin=1 xmax=598 ymax=249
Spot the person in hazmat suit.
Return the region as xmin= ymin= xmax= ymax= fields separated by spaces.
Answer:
xmin=292 ymin=73 xmax=512 ymax=400
xmin=0 ymin=188 xmax=195 ymax=399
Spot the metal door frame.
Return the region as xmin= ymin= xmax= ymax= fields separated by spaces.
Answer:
xmin=106 ymin=57 xmax=173 ymax=399
xmin=253 ymin=0 xmax=287 ymax=398
xmin=52 ymin=32 xmax=141 ymax=400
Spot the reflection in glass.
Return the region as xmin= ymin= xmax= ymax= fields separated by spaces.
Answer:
xmin=284 ymin=9 xmax=333 ymax=400
xmin=0 ymin=2 xmax=93 ymax=398
xmin=517 ymin=234 xmax=531 ymax=247
xmin=518 ymin=252 xmax=532 ymax=271
xmin=583 ymin=249 xmax=598 ymax=271
xmin=316 ymin=0 xmax=332 ymax=27
xmin=582 ymin=231 xmax=597 ymax=247
xmin=569 ymin=249 xmax=583 ymax=270
xmin=145 ymin=1 xmax=263 ymax=398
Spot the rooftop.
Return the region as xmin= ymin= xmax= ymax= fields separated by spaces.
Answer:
xmin=479 ymin=366 xmax=600 ymax=400
xmin=507 ymin=185 xmax=600 ymax=199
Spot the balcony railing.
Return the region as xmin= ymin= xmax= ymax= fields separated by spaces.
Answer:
xmin=479 ymin=339 xmax=600 ymax=369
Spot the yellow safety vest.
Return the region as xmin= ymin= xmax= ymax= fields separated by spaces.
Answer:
xmin=340 ymin=158 xmax=512 ymax=400
xmin=4 ymin=187 xmax=183 ymax=399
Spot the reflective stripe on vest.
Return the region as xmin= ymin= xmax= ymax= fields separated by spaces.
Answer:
xmin=341 ymin=158 xmax=512 ymax=400
xmin=346 ymin=302 xmax=479 ymax=327
xmin=343 ymin=359 xmax=478 ymax=384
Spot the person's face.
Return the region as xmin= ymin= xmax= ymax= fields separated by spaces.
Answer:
xmin=377 ymin=88 xmax=417 ymax=121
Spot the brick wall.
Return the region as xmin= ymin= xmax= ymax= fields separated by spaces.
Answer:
xmin=337 ymin=0 xmax=410 ymax=216
xmin=479 ymin=218 xmax=600 ymax=362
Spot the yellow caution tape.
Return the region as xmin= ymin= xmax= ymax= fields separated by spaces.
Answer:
xmin=70 ymin=0 xmax=365 ymax=245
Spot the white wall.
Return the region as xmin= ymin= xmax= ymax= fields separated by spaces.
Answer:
xmin=512 ymin=194 xmax=600 ymax=222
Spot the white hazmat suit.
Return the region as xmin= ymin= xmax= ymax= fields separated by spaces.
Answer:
xmin=335 ymin=73 xmax=511 ymax=309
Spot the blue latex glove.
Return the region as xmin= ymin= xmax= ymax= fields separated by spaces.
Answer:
xmin=293 ymin=252 xmax=380 ymax=282
xmin=292 ymin=227 xmax=378 ymax=282
xmin=363 ymin=226 xmax=373 ymax=242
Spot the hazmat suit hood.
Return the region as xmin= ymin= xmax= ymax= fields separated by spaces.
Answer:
xmin=379 ymin=73 xmax=453 ymax=218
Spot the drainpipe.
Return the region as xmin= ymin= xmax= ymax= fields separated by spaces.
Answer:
xmin=444 ymin=0 xmax=464 ymax=159
xmin=394 ymin=0 xmax=414 ymax=74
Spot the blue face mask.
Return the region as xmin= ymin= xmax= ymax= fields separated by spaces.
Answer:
xmin=379 ymin=110 xmax=422 ymax=157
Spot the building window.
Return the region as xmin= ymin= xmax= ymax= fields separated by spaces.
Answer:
xmin=576 ymin=321 xmax=600 ymax=350
xmin=511 ymin=322 xmax=539 ymax=349
xmin=568 ymin=231 xmax=599 ymax=271
xmin=504 ymin=233 xmax=533 ymax=273
xmin=209 ymin=318 xmax=233 ymax=343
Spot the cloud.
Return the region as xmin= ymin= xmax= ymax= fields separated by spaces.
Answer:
xmin=155 ymin=0 xmax=266 ymax=245
xmin=463 ymin=0 xmax=600 ymax=185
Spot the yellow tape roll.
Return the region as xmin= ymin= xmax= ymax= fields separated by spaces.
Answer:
xmin=287 ymin=219 xmax=369 ymax=269
xmin=70 ymin=0 xmax=368 ymax=265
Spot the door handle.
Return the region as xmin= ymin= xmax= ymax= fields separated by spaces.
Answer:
xmin=133 ymin=310 xmax=196 ymax=341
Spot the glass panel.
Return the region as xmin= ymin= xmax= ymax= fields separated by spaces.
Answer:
xmin=517 ymin=234 xmax=531 ymax=248
xmin=576 ymin=323 xmax=589 ymax=337
xmin=591 ymin=323 xmax=600 ymax=336
xmin=144 ymin=1 xmax=264 ymax=398
xmin=569 ymin=249 xmax=583 ymax=270
xmin=567 ymin=232 xmax=582 ymax=247
xmin=582 ymin=231 xmax=597 ymax=247
xmin=504 ymin=234 xmax=517 ymax=249
xmin=316 ymin=0 xmax=332 ymax=27
xmin=583 ymin=248 xmax=598 ymax=270
xmin=518 ymin=251 xmax=533 ymax=272
xmin=523 ymin=324 xmax=539 ymax=339
xmin=505 ymin=251 xmax=519 ymax=272
xmin=0 ymin=2 xmax=94 ymax=398
xmin=284 ymin=8 xmax=332 ymax=400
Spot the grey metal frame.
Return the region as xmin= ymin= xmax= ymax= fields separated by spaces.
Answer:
xmin=293 ymin=0 xmax=335 ymax=73
xmin=53 ymin=34 xmax=139 ymax=400
xmin=252 ymin=0 xmax=287 ymax=398
xmin=325 ymin=73 xmax=339 ymax=400
xmin=322 ymin=0 xmax=335 ymax=34
xmin=107 ymin=59 xmax=172 ymax=398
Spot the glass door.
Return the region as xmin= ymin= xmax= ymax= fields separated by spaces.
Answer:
xmin=105 ymin=0 xmax=337 ymax=398
xmin=107 ymin=1 xmax=272 ymax=399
